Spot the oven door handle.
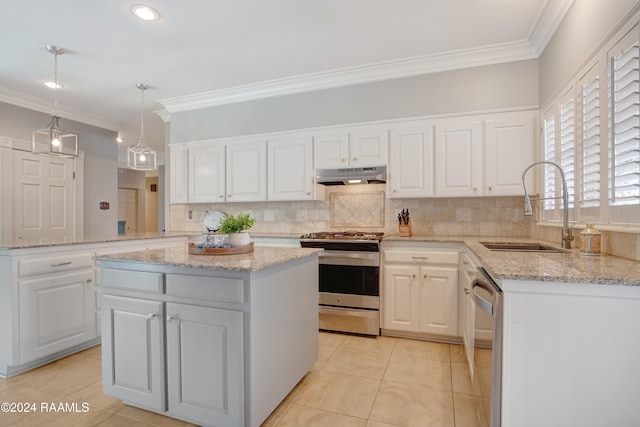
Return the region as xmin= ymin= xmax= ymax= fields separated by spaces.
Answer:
xmin=319 ymin=252 xmax=379 ymax=267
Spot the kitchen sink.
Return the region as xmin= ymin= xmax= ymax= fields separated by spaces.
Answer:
xmin=480 ymin=242 xmax=566 ymax=253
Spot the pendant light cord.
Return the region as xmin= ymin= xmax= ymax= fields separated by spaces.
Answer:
xmin=139 ymin=85 xmax=144 ymax=144
xmin=52 ymin=50 xmax=59 ymax=117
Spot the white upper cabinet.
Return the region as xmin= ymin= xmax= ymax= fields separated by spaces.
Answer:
xmin=388 ymin=123 xmax=434 ymax=198
xmin=434 ymin=118 xmax=484 ymax=197
xmin=313 ymin=133 xmax=349 ymax=168
xmin=313 ymin=130 xmax=388 ymax=169
xmin=484 ymin=111 xmax=535 ymax=196
xmin=226 ymin=141 xmax=267 ymax=202
xmin=268 ymin=137 xmax=315 ymax=201
xmin=169 ymin=145 xmax=188 ymax=204
xmin=349 ymin=129 xmax=388 ymax=167
xmin=188 ymin=144 xmax=226 ymax=203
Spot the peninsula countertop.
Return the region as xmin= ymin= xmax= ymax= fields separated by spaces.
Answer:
xmin=95 ymin=245 xmax=323 ymax=272
xmin=0 ymin=232 xmax=191 ymax=250
xmin=383 ymin=235 xmax=640 ymax=286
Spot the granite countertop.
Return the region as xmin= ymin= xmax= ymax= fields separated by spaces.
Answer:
xmin=95 ymin=245 xmax=323 ymax=272
xmin=0 ymin=232 xmax=191 ymax=250
xmin=383 ymin=235 xmax=640 ymax=286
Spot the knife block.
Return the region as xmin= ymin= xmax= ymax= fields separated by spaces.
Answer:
xmin=399 ymin=219 xmax=412 ymax=237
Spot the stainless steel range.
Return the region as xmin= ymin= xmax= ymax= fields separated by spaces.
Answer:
xmin=300 ymin=231 xmax=383 ymax=336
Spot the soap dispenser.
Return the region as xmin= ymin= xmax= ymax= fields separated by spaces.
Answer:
xmin=580 ymin=223 xmax=601 ymax=256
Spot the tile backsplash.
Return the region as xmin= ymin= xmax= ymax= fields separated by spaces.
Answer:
xmin=170 ymin=184 xmax=531 ymax=237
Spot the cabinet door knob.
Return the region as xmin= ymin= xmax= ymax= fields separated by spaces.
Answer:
xmin=352 ymin=157 xmax=357 ymax=161
xmin=488 ymin=186 xmax=493 ymax=191
xmin=167 ymin=316 xmax=175 ymax=322
xmin=86 ymin=278 xmax=92 ymax=284
xmin=464 ymin=288 xmax=470 ymax=295
xmin=411 ymin=274 xmax=416 ymax=278
xmin=147 ymin=313 xmax=156 ymax=319
xmin=341 ymin=158 xmax=346 ymax=163
xmin=473 ymin=186 xmax=478 ymax=191
xmin=219 ymin=195 xmax=224 ymax=198
xmin=306 ymin=192 xmax=311 ymax=195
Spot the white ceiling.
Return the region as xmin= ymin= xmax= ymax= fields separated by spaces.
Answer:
xmin=0 ymin=0 xmax=573 ymax=164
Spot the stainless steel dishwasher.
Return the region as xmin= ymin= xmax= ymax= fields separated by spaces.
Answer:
xmin=471 ymin=267 xmax=503 ymax=427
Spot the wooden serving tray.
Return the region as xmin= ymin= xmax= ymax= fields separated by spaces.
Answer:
xmin=188 ymin=242 xmax=254 ymax=255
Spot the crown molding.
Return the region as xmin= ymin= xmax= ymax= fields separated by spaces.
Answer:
xmin=159 ymin=40 xmax=540 ymax=114
xmin=0 ymin=87 xmax=119 ymax=132
xmin=158 ymin=0 xmax=574 ymax=114
xmin=528 ymin=0 xmax=576 ymax=53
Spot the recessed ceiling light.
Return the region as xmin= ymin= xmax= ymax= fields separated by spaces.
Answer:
xmin=130 ymin=4 xmax=160 ymax=21
xmin=44 ymin=81 xmax=63 ymax=89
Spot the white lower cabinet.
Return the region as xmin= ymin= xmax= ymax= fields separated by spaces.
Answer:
xmin=102 ymin=295 xmax=165 ymax=411
xmin=166 ymin=303 xmax=243 ymax=426
xmin=102 ymin=295 xmax=244 ymax=427
xmin=382 ymin=244 xmax=459 ymax=337
xmin=19 ymin=268 xmax=96 ymax=364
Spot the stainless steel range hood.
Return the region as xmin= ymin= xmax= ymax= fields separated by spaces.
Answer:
xmin=316 ymin=166 xmax=386 ymax=185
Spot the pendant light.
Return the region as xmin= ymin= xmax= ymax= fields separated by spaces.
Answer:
xmin=32 ymin=45 xmax=79 ymax=157
xmin=127 ymin=83 xmax=156 ymax=170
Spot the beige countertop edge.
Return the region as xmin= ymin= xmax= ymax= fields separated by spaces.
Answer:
xmin=96 ymin=246 xmax=323 ymax=273
xmin=383 ymin=235 xmax=640 ymax=287
xmin=0 ymin=232 xmax=191 ymax=250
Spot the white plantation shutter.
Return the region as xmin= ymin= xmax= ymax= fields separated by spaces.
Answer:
xmin=609 ymin=42 xmax=640 ymax=209
xmin=559 ymin=99 xmax=576 ymax=210
xmin=543 ymin=114 xmax=557 ymax=213
xmin=580 ymin=76 xmax=601 ymax=209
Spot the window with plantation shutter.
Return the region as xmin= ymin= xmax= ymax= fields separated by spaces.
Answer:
xmin=559 ymin=99 xmax=576 ymax=210
xmin=540 ymin=21 xmax=639 ymax=228
xmin=542 ymin=113 xmax=557 ymax=214
xmin=579 ymin=74 xmax=602 ymax=210
xmin=608 ymin=30 xmax=640 ymax=223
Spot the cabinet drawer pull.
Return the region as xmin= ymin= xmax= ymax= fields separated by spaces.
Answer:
xmin=50 ymin=261 xmax=73 ymax=267
xmin=411 ymin=256 xmax=429 ymax=260
xmin=464 ymin=288 xmax=470 ymax=295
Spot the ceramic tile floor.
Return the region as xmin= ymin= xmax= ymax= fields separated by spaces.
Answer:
xmin=0 ymin=333 xmax=492 ymax=427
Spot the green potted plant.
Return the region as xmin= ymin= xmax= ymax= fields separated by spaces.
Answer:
xmin=218 ymin=212 xmax=255 ymax=247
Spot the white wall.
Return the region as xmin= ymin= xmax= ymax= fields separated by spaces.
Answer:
xmin=170 ymin=60 xmax=539 ymax=142
xmin=0 ymin=101 xmax=119 ymax=237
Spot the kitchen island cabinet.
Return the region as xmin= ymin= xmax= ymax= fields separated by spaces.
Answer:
xmin=0 ymin=234 xmax=188 ymax=378
xmin=97 ymin=245 xmax=321 ymax=427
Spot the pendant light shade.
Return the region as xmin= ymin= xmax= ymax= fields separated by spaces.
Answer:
xmin=32 ymin=46 xmax=79 ymax=157
xmin=127 ymin=83 xmax=156 ymax=170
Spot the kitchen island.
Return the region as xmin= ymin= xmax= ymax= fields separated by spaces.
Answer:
xmin=0 ymin=233 xmax=189 ymax=378
xmin=97 ymin=245 xmax=321 ymax=427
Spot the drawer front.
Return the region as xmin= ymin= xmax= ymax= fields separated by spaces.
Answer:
xmin=19 ymin=253 xmax=94 ymax=277
xmin=166 ymin=274 xmax=244 ymax=304
xmin=102 ymin=268 xmax=164 ymax=294
xmin=384 ymin=250 xmax=459 ymax=265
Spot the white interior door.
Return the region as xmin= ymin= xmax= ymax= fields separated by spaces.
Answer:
xmin=118 ymin=188 xmax=138 ymax=234
xmin=12 ymin=150 xmax=75 ymax=240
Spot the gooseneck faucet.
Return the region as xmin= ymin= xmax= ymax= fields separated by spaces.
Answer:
xmin=521 ymin=161 xmax=574 ymax=249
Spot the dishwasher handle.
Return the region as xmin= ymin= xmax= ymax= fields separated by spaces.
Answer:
xmin=471 ymin=280 xmax=494 ymax=315
xmin=471 ymin=268 xmax=499 ymax=316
